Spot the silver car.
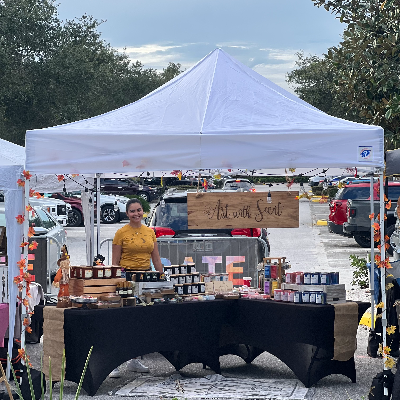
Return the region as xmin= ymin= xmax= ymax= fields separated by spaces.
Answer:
xmin=0 ymin=204 xmax=67 ymax=291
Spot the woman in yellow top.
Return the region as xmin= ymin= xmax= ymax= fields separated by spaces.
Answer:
xmin=110 ymin=198 xmax=163 ymax=378
xmin=112 ymin=198 xmax=163 ymax=273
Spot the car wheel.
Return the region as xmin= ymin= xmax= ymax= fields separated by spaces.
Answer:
xmin=138 ymin=191 xmax=150 ymax=202
xmin=67 ymin=209 xmax=82 ymax=227
xmin=101 ymin=205 xmax=119 ymax=224
xmin=353 ymin=233 xmax=373 ymax=248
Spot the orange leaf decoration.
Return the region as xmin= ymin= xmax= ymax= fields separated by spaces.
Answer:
xmin=28 ymin=227 xmax=35 ymax=238
xmin=29 ymin=188 xmax=35 ymax=197
xmin=17 ymin=259 xmax=26 ymax=269
xmin=375 ymin=254 xmax=381 ymax=263
xmin=385 ymin=242 xmax=391 ymax=250
xmin=20 ymin=241 xmax=29 ymax=248
xmin=13 ymin=275 xmax=23 ymax=284
xmin=57 ymin=175 xmax=65 ymax=182
xmin=378 ymin=244 xmax=382 ymax=251
xmin=28 ymin=241 xmax=38 ymax=250
xmin=25 ymin=326 xmax=32 ymax=334
xmin=34 ymin=192 xmax=43 ymax=199
xmin=22 ymin=170 xmax=32 ymax=180
xmin=72 ymin=174 xmax=79 ymax=177
xmin=372 ymin=222 xmax=380 ymax=230
xmin=385 ymin=235 xmax=390 ymax=241
xmin=384 ymin=194 xmax=388 ymax=202
xmin=18 ymin=348 xmax=26 ymax=358
xmin=16 ymin=214 xmax=25 ymax=224
xmin=23 ymin=317 xmax=30 ymax=327
xmin=369 ymin=213 xmax=375 ymax=220
xmin=386 ymin=200 xmax=392 ymax=209
xmin=17 ymin=179 xmax=25 ymax=187
xmin=22 ymin=298 xmax=29 ymax=307
xmin=26 ymin=204 xmax=33 ymax=212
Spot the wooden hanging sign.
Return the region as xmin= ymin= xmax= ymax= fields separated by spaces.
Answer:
xmin=187 ymin=191 xmax=299 ymax=229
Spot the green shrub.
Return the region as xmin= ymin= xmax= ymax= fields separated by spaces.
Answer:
xmin=312 ymin=186 xmax=323 ymax=196
xmin=349 ymin=254 xmax=369 ymax=289
xmin=322 ymin=187 xmax=339 ymax=198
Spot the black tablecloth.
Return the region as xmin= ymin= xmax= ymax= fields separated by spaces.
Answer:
xmin=39 ymin=299 xmax=369 ymax=395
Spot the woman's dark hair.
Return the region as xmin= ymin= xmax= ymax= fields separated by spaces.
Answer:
xmin=126 ymin=198 xmax=142 ymax=213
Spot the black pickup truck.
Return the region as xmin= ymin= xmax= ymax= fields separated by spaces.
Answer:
xmin=343 ymin=182 xmax=400 ymax=248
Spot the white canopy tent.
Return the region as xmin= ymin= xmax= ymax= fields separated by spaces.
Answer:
xmin=24 ymin=48 xmax=387 ymax=377
xmin=0 ymin=138 xmax=93 ymax=376
xmin=25 ymin=48 xmax=383 ymax=174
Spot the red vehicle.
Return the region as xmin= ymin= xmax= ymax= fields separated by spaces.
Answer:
xmin=328 ymin=181 xmax=400 ymax=235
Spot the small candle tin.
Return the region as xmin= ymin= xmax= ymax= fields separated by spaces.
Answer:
xmin=316 ymin=292 xmax=327 ymax=304
xmin=80 ymin=266 xmax=93 ymax=279
xmin=111 ymin=266 xmax=122 ymax=278
xmin=303 ymin=273 xmax=311 ymax=285
xmin=264 ymin=264 xmax=271 ymax=279
xmin=320 ymin=272 xmax=331 ymax=285
xmin=288 ymin=290 xmax=295 ymax=303
xmin=311 ymin=273 xmax=320 ymax=285
xmin=92 ymin=266 xmax=104 ymax=279
xmin=202 ymin=274 xmax=212 ymax=283
xmin=301 ymin=291 xmax=310 ymax=303
xmin=185 ymin=274 xmax=193 ymax=284
xmin=295 ymin=272 xmax=304 ymax=285
xmin=178 ymin=275 xmax=186 ymax=284
xmin=198 ymin=282 xmax=206 ymax=293
xmin=186 ymin=263 xmax=196 ymax=273
xmin=180 ymin=265 xmax=188 ymax=275
xmin=281 ymin=290 xmax=289 ymax=302
xmin=274 ymin=289 xmax=282 ymax=301
xmin=103 ymin=266 xmax=112 ymax=279
xmin=330 ymin=272 xmax=339 ymax=284
xmin=192 ymin=284 xmax=199 ymax=294
xmin=164 ymin=266 xmax=174 ymax=275
xmin=309 ymin=291 xmax=316 ymax=303
xmin=170 ymin=276 xmax=179 ymax=285
xmin=293 ymin=291 xmax=302 ymax=303
xmin=183 ymin=283 xmax=192 ymax=295
xmin=192 ymin=272 xmax=200 ymax=283
xmin=175 ymin=284 xmax=184 ymax=295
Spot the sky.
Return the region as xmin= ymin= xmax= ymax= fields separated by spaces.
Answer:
xmin=56 ymin=0 xmax=345 ymax=94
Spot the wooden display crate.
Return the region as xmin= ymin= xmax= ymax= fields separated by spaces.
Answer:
xmin=281 ymin=283 xmax=346 ymax=303
xmin=69 ymin=278 xmax=125 ymax=297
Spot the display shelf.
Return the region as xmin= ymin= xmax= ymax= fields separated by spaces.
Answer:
xmin=69 ymin=277 xmax=125 ymax=297
xmin=263 ymin=257 xmax=286 ymax=291
xmin=281 ymin=283 xmax=346 ymax=303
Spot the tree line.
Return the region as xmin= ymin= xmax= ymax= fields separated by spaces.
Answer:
xmin=0 ymin=0 xmax=182 ymax=145
xmin=287 ymin=0 xmax=400 ymax=150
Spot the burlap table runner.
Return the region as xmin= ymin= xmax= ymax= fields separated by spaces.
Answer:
xmin=333 ymin=302 xmax=358 ymax=361
xmin=43 ymin=307 xmax=65 ymax=381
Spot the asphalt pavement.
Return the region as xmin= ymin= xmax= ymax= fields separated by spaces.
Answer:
xmin=22 ymin=183 xmax=389 ymax=399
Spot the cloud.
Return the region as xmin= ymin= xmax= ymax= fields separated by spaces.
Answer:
xmin=117 ymin=42 xmax=300 ymax=94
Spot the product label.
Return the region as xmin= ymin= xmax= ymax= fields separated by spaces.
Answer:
xmin=115 ymin=269 xmax=121 ymax=277
xmin=85 ymin=270 xmax=92 ymax=279
xmin=104 ymin=269 xmax=111 ymax=278
xmin=304 ymin=274 xmax=311 ymax=284
xmin=311 ymin=274 xmax=319 ymax=285
xmin=97 ymin=270 xmax=104 ymax=278
xmin=192 ymin=285 xmax=198 ymax=294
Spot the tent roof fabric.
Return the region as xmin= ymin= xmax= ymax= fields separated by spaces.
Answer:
xmin=26 ymin=48 xmax=384 ymax=174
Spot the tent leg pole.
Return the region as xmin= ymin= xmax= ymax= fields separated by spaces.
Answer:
xmin=370 ymin=173 xmax=375 ymax=331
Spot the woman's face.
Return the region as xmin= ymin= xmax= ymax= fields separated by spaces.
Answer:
xmin=127 ymin=202 xmax=143 ymax=223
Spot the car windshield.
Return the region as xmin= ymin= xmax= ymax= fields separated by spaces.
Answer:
xmin=30 ymin=207 xmax=56 ymax=229
xmin=336 ymin=187 xmax=372 ymax=200
xmin=153 ymin=200 xmax=188 ymax=231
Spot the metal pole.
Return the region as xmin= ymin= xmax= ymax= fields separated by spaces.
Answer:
xmin=370 ymin=174 xmax=375 ymax=331
xmin=96 ymin=173 xmax=101 ymax=256
xmin=379 ymin=172 xmax=388 ymax=394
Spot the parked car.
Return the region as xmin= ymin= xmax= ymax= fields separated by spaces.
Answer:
xmin=29 ymin=197 xmax=70 ymax=227
xmin=99 ymin=178 xmax=159 ymax=202
xmin=222 ymin=178 xmax=255 ymax=192
xmin=328 ymin=181 xmax=400 ymax=236
xmin=48 ymin=192 xmax=129 ymax=226
xmin=0 ymin=204 xmax=67 ymax=289
xmin=146 ymin=190 xmax=270 ymax=276
xmin=308 ymin=175 xmax=332 ymax=187
xmin=146 ymin=190 xmax=269 ymax=245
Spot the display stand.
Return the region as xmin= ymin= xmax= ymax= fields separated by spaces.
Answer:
xmin=263 ymin=257 xmax=286 ymax=289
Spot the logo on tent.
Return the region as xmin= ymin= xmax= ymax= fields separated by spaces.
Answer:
xmin=358 ymin=146 xmax=373 ymax=161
